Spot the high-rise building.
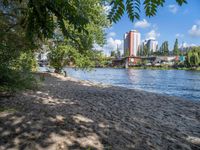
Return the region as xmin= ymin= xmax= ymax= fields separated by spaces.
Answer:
xmin=146 ymin=39 xmax=158 ymax=52
xmin=124 ymin=30 xmax=141 ymax=56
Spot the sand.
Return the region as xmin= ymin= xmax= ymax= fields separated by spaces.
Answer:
xmin=0 ymin=73 xmax=200 ymax=150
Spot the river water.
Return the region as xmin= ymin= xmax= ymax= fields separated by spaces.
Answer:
xmin=65 ymin=68 xmax=200 ymax=101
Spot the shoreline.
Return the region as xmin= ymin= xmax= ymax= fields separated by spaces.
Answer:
xmin=60 ymin=73 xmax=200 ymax=104
xmin=54 ymin=73 xmax=200 ymax=105
xmin=0 ymin=72 xmax=200 ymax=149
xmin=62 ymin=68 xmax=200 ymax=102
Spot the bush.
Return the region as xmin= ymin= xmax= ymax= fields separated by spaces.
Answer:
xmin=0 ymin=67 xmax=37 ymax=93
xmin=0 ymin=51 xmax=38 ymax=93
xmin=14 ymin=51 xmax=38 ymax=72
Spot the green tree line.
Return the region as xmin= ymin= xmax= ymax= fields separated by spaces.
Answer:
xmin=0 ymin=0 xmax=188 ymax=92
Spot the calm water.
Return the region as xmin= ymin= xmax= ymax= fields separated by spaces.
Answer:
xmin=65 ymin=68 xmax=200 ymax=101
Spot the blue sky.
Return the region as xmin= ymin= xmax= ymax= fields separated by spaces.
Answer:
xmin=101 ymin=0 xmax=200 ymax=55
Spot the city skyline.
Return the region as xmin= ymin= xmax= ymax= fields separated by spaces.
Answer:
xmin=99 ymin=0 xmax=200 ymax=56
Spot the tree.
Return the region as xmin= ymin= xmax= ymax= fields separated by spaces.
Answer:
xmin=163 ymin=41 xmax=169 ymax=56
xmin=108 ymin=0 xmax=187 ymax=23
xmin=49 ymin=45 xmax=101 ymax=73
xmin=137 ymin=49 xmax=140 ymax=56
xmin=186 ymin=47 xmax=200 ymax=67
xmin=159 ymin=41 xmax=169 ymax=56
xmin=173 ymin=38 xmax=180 ymax=55
xmin=0 ymin=1 xmax=39 ymax=92
xmin=1 ymin=0 xmax=94 ymax=42
xmin=138 ymin=46 xmax=143 ymax=56
xmin=150 ymin=49 xmax=154 ymax=56
xmin=0 ymin=0 xmax=109 ymax=92
xmin=143 ymin=44 xmax=148 ymax=56
xmin=1 ymin=0 xmax=188 ymax=46
xmin=111 ymin=51 xmax=116 ymax=57
xmin=124 ymin=49 xmax=130 ymax=57
xmin=47 ymin=0 xmax=109 ymax=72
xmin=1 ymin=0 xmax=109 ymax=63
xmin=146 ymin=43 xmax=151 ymax=56
xmin=0 ymin=0 xmax=188 ymax=91
xmin=93 ymin=51 xmax=109 ymax=67
xmin=116 ymin=48 xmax=121 ymax=58
xmin=49 ymin=46 xmax=68 ymax=73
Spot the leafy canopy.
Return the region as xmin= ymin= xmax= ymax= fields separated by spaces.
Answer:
xmin=108 ymin=0 xmax=187 ymax=23
xmin=1 ymin=0 xmax=107 ymax=43
xmin=1 ymin=0 xmax=188 ymax=42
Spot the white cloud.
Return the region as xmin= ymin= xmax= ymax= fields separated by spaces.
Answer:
xmin=104 ymin=37 xmax=123 ymax=55
xmin=188 ymin=24 xmax=200 ymax=37
xmin=175 ymin=33 xmax=184 ymax=38
xmin=181 ymin=42 xmax=197 ymax=48
xmin=93 ymin=37 xmax=123 ymax=56
xmin=146 ymin=30 xmax=160 ymax=40
xmin=168 ymin=5 xmax=178 ymax=14
xmin=134 ymin=19 xmax=150 ymax=28
xmin=108 ymin=32 xmax=116 ymax=37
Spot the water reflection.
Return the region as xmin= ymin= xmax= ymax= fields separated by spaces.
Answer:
xmin=65 ymin=68 xmax=200 ymax=101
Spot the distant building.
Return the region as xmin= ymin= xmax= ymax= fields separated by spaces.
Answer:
xmin=146 ymin=39 xmax=158 ymax=52
xmin=124 ymin=30 xmax=141 ymax=56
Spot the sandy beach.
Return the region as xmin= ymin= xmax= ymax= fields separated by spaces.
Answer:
xmin=0 ymin=73 xmax=200 ymax=150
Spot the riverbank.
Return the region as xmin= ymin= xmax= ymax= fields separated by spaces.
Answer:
xmin=128 ymin=66 xmax=200 ymax=71
xmin=0 ymin=73 xmax=200 ymax=150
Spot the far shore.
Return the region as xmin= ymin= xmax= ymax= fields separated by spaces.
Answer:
xmin=106 ymin=66 xmax=200 ymax=71
xmin=63 ymin=65 xmax=200 ymax=71
xmin=0 ymin=72 xmax=200 ymax=150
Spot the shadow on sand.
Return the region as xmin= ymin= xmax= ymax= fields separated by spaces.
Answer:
xmin=0 ymin=74 xmax=200 ymax=150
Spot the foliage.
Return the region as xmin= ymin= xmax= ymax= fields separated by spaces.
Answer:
xmin=0 ymin=2 xmax=35 ymax=67
xmin=0 ymin=0 xmax=190 ymax=93
xmin=173 ymin=38 xmax=180 ymax=55
xmin=49 ymin=45 xmax=97 ymax=73
xmin=1 ymin=0 xmax=110 ymax=44
xmin=1 ymin=0 xmax=91 ymax=42
xmin=110 ymin=49 xmax=121 ymax=58
xmin=0 ymin=49 xmax=38 ymax=93
xmin=48 ymin=46 xmax=67 ymax=73
xmin=159 ymin=41 xmax=169 ymax=56
xmin=47 ymin=0 xmax=109 ymax=72
xmin=150 ymin=49 xmax=154 ymax=56
xmin=1 ymin=0 xmax=109 ymax=92
xmin=0 ymin=66 xmax=37 ymax=93
xmin=0 ymin=0 xmax=39 ymax=92
xmin=14 ymin=51 xmax=38 ymax=72
xmin=116 ymin=48 xmax=121 ymax=58
xmin=137 ymin=45 xmax=143 ymax=56
xmin=1 ymin=0 xmax=187 ymax=36
xmin=111 ymin=51 xmax=116 ymax=57
xmin=143 ymin=44 xmax=148 ymax=56
xmin=124 ymin=49 xmax=130 ymax=57
xmin=93 ymin=51 xmax=110 ymax=67
xmin=108 ymin=0 xmax=187 ymax=23
xmin=186 ymin=47 xmax=200 ymax=67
